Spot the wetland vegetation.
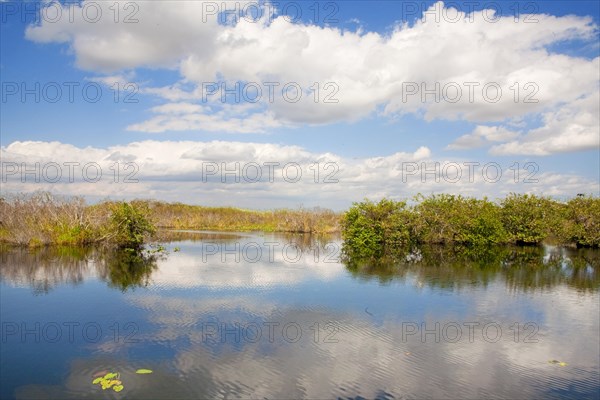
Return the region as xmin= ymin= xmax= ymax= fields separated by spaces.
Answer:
xmin=341 ymin=194 xmax=600 ymax=261
xmin=1 ymin=192 xmax=598 ymax=256
xmin=0 ymin=192 xmax=340 ymax=247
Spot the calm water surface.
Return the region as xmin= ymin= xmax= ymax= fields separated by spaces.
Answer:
xmin=1 ymin=232 xmax=599 ymax=399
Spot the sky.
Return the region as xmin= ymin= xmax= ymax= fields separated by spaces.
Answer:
xmin=1 ymin=0 xmax=599 ymax=210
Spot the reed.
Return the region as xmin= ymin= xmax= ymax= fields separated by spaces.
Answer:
xmin=0 ymin=193 xmax=341 ymax=246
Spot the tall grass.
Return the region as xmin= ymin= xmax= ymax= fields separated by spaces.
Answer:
xmin=144 ymin=200 xmax=340 ymax=233
xmin=0 ymin=193 xmax=341 ymax=246
xmin=0 ymin=193 xmax=155 ymax=247
xmin=0 ymin=193 xmax=101 ymax=246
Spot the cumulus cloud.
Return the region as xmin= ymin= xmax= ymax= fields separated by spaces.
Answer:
xmin=447 ymin=125 xmax=521 ymax=150
xmin=25 ymin=1 xmax=226 ymax=71
xmin=490 ymin=92 xmax=600 ymax=155
xmin=24 ymin=1 xmax=600 ymax=154
xmin=126 ymin=102 xmax=286 ymax=134
xmin=1 ymin=140 xmax=597 ymax=208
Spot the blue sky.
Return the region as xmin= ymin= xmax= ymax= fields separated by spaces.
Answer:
xmin=1 ymin=1 xmax=599 ymax=209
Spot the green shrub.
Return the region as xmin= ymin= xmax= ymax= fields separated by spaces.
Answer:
xmin=460 ymin=199 xmax=507 ymax=246
xmin=109 ymin=202 xmax=156 ymax=249
xmin=500 ymin=193 xmax=555 ymax=245
xmin=413 ymin=194 xmax=507 ymax=245
xmin=561 ymin=196 xmax=600 ymax=247
xmin=341 ymin=198 xmax=413 ymax=259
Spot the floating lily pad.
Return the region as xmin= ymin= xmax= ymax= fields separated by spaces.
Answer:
xmin=548 ymin=360 xmax=568 ymax=366
xmin=113 ymin=385 xmax=124 ymax=392
xmin=136 ymin=369 xmax=153 ymax=374
xmin=92 ymin=371 xmax=124 ymax=391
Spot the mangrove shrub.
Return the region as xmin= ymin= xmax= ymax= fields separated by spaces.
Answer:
xmin=341 ymin=199 xmax=413 ymax=259
xmin=500 ymin=193 xmax=554 ymax=245
xmin=561 ymin=196 xmax=600 ymax=247
xmin=413 ymin=194 xmax=507 ymax=245
xmin=109 ymin=201 xmax=156 ymax=250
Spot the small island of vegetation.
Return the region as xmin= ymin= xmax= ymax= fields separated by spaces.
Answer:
xmin=341 ymin=194 xmax=600 ymax=261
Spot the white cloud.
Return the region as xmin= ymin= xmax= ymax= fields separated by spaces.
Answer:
xmin=126 ymin=102 xmax=286 ymax=134
xmin=447 ymin=125 xmax=521 ymax=150
xmin=24 ymin=1 xmax=600 ymax=155
xmin=148 ymin=102 xmax=207 ymax=115
xmin=2 ymin=140 xmax=597 ymax=209
xmin=87 ymin=71 xmax=136 ymax=87
xmin=25 ymin=1 xmax=225 ymax=71
xmin=490 ymin=92 xmax=600 ymax=155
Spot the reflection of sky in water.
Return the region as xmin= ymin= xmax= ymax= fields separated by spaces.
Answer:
xmin=0 ymin=234 xmax=599 ymax=399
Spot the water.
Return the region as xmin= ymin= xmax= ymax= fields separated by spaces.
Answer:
xmin=1 ymin=232 xmax=599 ymax=399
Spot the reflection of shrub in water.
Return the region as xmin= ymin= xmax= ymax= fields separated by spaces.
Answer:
xmin=0 ymin=246 xmax=159 ymax=293
xmin=343 ymin=244 xmax=600 ymax=292
xmin=0 ymin=245 xmax=96 ymax=294
xmin=97 ymin=249 xmax=159 ymax=292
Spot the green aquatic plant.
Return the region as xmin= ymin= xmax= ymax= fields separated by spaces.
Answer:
xmin=548 ymin=360 xmax=568 ymax=366
xmin=91 ymin=368 xmax=153 ymax=393
xmin=91 ymin=372 xmax=123 ymax=392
